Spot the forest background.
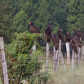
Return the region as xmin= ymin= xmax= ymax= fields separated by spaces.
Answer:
xmin=1 ymin=0 xmax=84 ymax=44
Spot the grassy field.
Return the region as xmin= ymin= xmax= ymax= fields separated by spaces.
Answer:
xmin=0 ymin=78 xmax=2 ymax=84
xmin=40 ymin=58 xmax=84 ymax=84
xmin=0 ymin=56 xmax=84 ymax=84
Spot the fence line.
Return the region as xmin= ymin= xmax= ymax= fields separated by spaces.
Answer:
xmin=0 ymin=41 xmax=84 ymax=81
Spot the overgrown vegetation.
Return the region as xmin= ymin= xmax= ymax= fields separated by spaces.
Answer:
xmin=5 ymin=31 xmax=44 ymax=83
xmin=1 ymin=0 xmax=84 ymax=84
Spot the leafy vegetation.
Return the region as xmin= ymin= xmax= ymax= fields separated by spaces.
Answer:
xmin=5 ymin=31 xmax=43 ymax=83
xmin=1 ymin=0 xmax=84 ymax=43
xmin=67 ymin=0 xmax=84 ymax=34
xmin=0 ymin=0 xmax=16 ymax=43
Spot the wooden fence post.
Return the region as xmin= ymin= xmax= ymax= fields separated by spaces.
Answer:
xmin=56 ymin=40 xmax=61 ymax=71
xmin=53 ymin=46 xmax=58 ymax=74
xmin=32 ymin=41 xmax=36 ymax=52
xmin=81 ymin=46 xmax=84 ymax=66
xmin=77 ymin=47 xmax=81 ymax=66
xmin=60 ymin=52 xmax=66 ymax=71
xmin=66 ymin=42 xmax=70 ymax=66
xmin=57 ymin=40 xmax=66 ymax=71
xmin=72 ymin=50 xmax=75 ymax=70
xmin=45 ymin=42 xmax=49 ymax=72
xmin=0 ymin=37 xmax=9 ymax=84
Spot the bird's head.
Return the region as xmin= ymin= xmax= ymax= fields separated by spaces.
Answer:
xmin=29 ymin=22 xmax=33 ymax=25
xmin=67 ymin=33 xmax=69 ymax=35
xmin=78 ymin=29 xmax=80 ymax=31
xmin=59 ymin=29 xmax=62 ymax=31
xmin=71 ymin=39 xmax=73 ymax=41
xmin=52 ymin=34 xmax=55 ymax=36
xmin=48 ymin=25 xmax=52 ymax=28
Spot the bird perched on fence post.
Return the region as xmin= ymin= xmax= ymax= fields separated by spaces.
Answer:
xmin=57 ymin=29 xmax=64 ymax=42
xmin=29 ymin=21 xmax=41 ymax=52
xmin=65 ymin=33 xmax=71 ymax=66
xmin=71 ymin=39 xmax=78 ymax=69
xmin=56 ymin=29 xmax=66 ymax=71
xmin=29 ymin=21 xmax=42 ymax=41
xmin=52 ymin=34 xmax=59 ymax=51
xmin=29 ymin=21 xmax=40 ymax=33
xmin=52 ymin=34 xmax=59 ymax=73
xmin=73 ymin=37 xmax=82 ymax=66
xmin=77 ymin=29 xmax=83 ymax=41
xmin=71 ymin=39 xmax=78 ymax=54
xmin=44 ymin=25 xmax=52 ymax=72
xmin=44 ymin=25 xmax=52 ymax=43
xmin=71 ymin=39 xmax=78 ymax=68
xmin=65 ymin=33 xmax=71 ymax=43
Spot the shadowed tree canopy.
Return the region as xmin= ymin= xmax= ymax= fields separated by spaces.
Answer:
xmin=1 ymin=0 xmax=84 ymax=43
xmin=0 ymin=0 xmax=16 ymax=43
xmin=13 ymin=0 xmax=68 ymax=34
xmin=66 ymin=0 xmax=84 ymax=34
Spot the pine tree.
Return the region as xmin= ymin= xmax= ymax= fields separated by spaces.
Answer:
xmin=0 ymin=0 xmax=15 ymax=43
xmin=67 ymin=0 xmax=84 ymax=34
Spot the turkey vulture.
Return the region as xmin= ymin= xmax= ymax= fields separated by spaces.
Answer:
xmin=70 ymin=39 xmax=78 ymax=54
xmin=65 ymin=33 xmax=71 ymax=43
xmin=74 ymin=38 xmax=82 ymax=48
xmin=57 ymin=29 xmax=64 ymax=42
xmin=76 ymin=29 xmax=83 ymax=41
xmin=52 ymin=34 xmax=59 ymax=51
xmin=73 ymin=29 xmax=82 ymax=47
xmin=44 ymin=25 xmax=52 ymax=43
xmin=29 ymin=21 xmax=41 ymax=41
xmin=29 ymin=22 xmax=40 ymax=33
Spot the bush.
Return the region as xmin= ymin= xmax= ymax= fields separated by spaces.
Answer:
xmin=5 ymin=31 xmax=43 ymax=83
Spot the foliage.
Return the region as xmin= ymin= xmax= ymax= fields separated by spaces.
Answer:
xmin=5 ymin=31 xmax=43 ymax=82
xmin=0 ymin=78 xmax=2 ymax=84
xmin=13 ymin=0 xmax=68 ymax=35
xmin=0 ymin=0 xmax=16 ymax=43
xmin=1 ymin=0 xmax=84 ymax=43
xmin=66 ymin=0 xmax=84 ymax=34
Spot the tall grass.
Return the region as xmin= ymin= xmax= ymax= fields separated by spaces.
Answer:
xmin=2 ymin=55 xmax=84 ymax=84
xmin=0 ymin=78 xmax=2 ymax=84
xmin=39 ymin=58 xmax=84 ymax=84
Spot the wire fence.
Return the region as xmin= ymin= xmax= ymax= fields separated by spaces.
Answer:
xmin=0 ymin=46 xmax=84 ymax=84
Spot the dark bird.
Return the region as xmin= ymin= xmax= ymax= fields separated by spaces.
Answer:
xmin=65 ymin=33 xmax=71 ymax=43
xmin=70 ymin=39 xmax=78 ymax=54
xmin=57 ymin=29 xmax=64 ymax=42
xmin=73 ymin=38 xmax=82 ymax=48
xmin=76 ymin=29 xmax=83 ymax=41
xmin=29 ymin=21 xmax=41 ymax=41
xmin=29 ymin=22 xmax=40 ymax=33
xmin=73 ymin=29 xmax=82 ymax=47
xmin=52 ymin=34 xmax=59 ymax=51
xmin=74 ymin=29 xmax=83 ymax=41
xmin=44 ymin=25 xmax=52 ymax=43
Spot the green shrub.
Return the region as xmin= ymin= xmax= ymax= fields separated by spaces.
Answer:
xmin=5 ymin=31 xmax=43 ymax=83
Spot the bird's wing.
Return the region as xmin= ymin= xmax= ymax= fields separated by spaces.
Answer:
xmin=33 ymin=25 xmax=40 ymax=33
xmin=45 ymin=29 xmax=51 ymax=35
xmin=30 ymin=25 xmax=40 ymax=33
xmin=71 ymin=41 xmax=78 ymax=53
xmin=74 ymin=38 xmax=82 ymax=47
